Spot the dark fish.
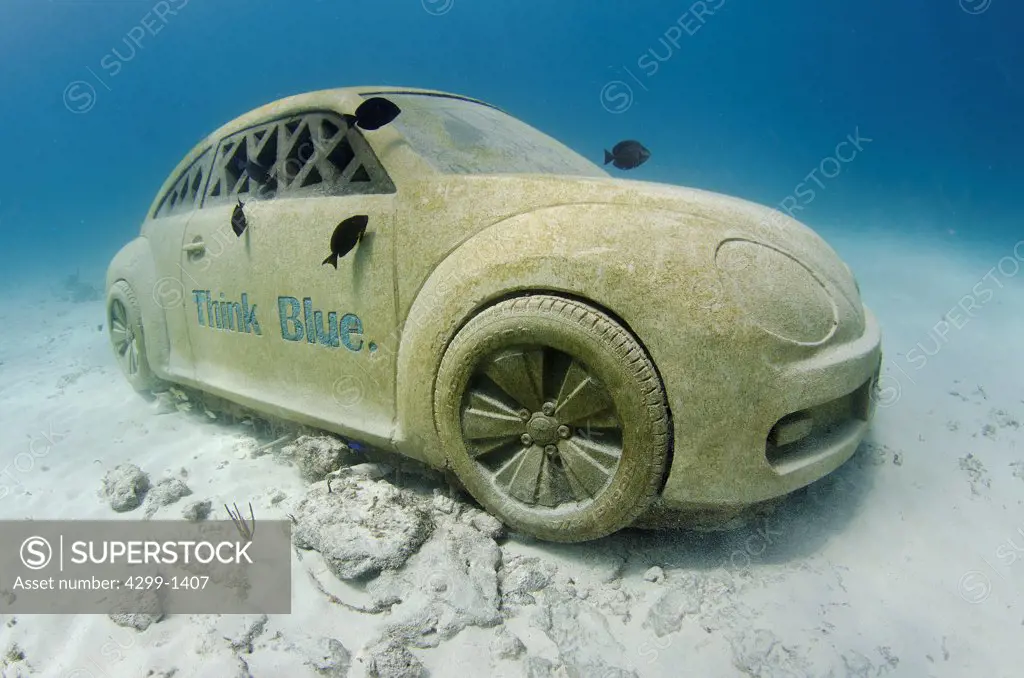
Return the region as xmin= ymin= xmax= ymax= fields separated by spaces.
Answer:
xmin=351 ymin=97 xmax=401 ymax=130
xmin=231 ymin=198 xmax=247 ymax=237
xmin=246 ymin=159 xmax=270 ymax=184
xmin=322 ymin=215 xmax=369 ymax=268
xmin=234 ymin=157 xmax=271 ymax=185
xmin=604 ymin=140 xmax=650 ymax=170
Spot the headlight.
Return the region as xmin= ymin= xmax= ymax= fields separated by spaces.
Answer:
xmin=715 ymin=239 xmax=838 ymax=346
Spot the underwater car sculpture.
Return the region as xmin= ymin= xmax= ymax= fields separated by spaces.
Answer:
xmin=105 ymin=86 xmax=883 ymax=542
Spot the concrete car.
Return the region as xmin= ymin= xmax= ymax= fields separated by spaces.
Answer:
xmin=105 ymin=86 xmax=883 ymax=542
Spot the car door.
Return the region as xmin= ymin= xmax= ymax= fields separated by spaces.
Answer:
xmin=146 ymin=146 xmax=215 ymax=380
xmin=176 ymin=164 xmax=261 ymax=399
xmin=180 ymin=109 xmax=400 ymax=442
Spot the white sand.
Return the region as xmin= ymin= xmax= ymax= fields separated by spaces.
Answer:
xmin=1 ymin=230 xmax=1022 ymax=678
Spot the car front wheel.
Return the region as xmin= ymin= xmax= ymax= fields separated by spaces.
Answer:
xmin=433 ymin=295 xmax=670 ymax=542
xmin=107 ymin=280 xmax=162 ymax=394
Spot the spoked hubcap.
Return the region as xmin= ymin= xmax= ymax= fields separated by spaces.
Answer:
xmin=109 ymin=299 xmax=140 ymax=375
xmin=459 ymin=345 xmax=624 ymax=508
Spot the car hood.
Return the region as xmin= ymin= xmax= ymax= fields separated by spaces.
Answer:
xmin=594 ymin=176 xmax=868 ymax=338
xmin=453 ymin=173 xmax=861 ymax=301
xmin=400 ymin=173 xmax=866 ymax=343
xmin=588 ymin=176 xmax=857 ymax=279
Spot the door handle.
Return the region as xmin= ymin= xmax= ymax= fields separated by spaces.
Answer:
xmin=183 ymin=239 xmax=205 ymax=254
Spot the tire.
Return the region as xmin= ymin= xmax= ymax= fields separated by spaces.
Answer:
xmin=107 ymin=280 xmax=162 ymax=393
xmin=433 ymin=295 xmax=670 ymax=542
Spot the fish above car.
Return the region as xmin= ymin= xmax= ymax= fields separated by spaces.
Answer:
xmin=604 ymin=140 xmax=650 ymax=170
xmin=105 ymin=86 xmax=882 ymax=542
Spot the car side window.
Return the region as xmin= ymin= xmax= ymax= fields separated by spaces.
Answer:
xmin=202 ymin=110 xmax=395 ymax=206
xmin=152 ymin=148 xmax=213 ymax=219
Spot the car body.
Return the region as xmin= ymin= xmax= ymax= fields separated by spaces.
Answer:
xmin=105 ymin=86 xmax=883 ymax=542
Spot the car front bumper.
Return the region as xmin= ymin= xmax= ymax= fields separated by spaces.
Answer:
xmin=655 ymin=303 xmax=883 ymax=512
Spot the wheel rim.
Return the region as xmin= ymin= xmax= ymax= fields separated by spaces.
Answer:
xmin=109 ymin=299 xmax=140 ymax=376
xmin=459 ymin=345 xmax=624 ymax=509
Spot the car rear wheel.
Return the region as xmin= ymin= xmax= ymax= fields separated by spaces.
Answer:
xmin=108 ymin=280 xmax=161 ymax=393
xmin=433 ymin=295 xmax=670 ymax=542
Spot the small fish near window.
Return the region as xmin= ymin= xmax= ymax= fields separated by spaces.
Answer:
xmin=203 ymin=110 xmax=395 ymax=207
xmin=322 ymin=215 xmax=369 ymax=268
xmin=205 ymin=122 xmax=281 ymax=203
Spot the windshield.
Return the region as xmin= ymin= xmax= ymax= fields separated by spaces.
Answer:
xmin=375 ymin=92 xmax=609 ymax=177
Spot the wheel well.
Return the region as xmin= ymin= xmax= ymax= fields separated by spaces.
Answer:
xmin=449 ymin=288 xmax=676 ymax=495
xmin=106 ymin=278 xmax=137 ymax=327
xmin=106 ymin=278 xmax=126 ymax=318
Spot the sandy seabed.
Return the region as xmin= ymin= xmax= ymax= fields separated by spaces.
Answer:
xmin=0 ymin=229 xmax=1022 ymax=678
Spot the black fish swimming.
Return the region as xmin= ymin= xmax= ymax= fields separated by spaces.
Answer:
xmin=604 ymin=140 xmax=650 ymax=170
xmin=231 ymin=198 xmax=247 ymax=236
xmin=245 ymin=159 xmax=271 ymax=184
xmin=235 ymin=157 xmax=271 ymax=185
xmin=322 ymin=215 xmax=369 ymax=268
xmin=350 ymin=97 xmax=401 ymax=131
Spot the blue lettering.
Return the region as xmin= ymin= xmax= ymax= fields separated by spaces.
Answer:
xmin=303 ymin=297 xmax=316 ymax=344
xmin=340 ymin=313 xmax=363 ymax=352
xmin=205 ymin=290 xmax=215 ymax=328
xmin=217 ymin=293 xmax=227 ymax=330
xmin=278 ymin=296 xmax=302 ymax=341
xmin=274 ymin=295 xmax=362 ymax=349
xmin=189 ymin=290 xmax=260 ymax=335
xmin=192 ymin=290 xmax=207 ymax=325
xmin=241 ymin=293 xmax=260 ymax=335
xmin=315 ymin=311 xmax=340 ymax=347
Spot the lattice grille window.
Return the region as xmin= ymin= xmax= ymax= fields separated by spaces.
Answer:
xmin=204 ymin=110 xmax=394 ymax=205
xmin=153 ymin=148 xmax=211 ymax=219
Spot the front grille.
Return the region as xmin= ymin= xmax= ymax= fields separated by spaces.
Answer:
xmin=765 ymin=376 xmax=873 ymax=472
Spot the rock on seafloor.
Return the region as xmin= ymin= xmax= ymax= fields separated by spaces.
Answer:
xmin=292 ymin=477 xmax=433 ymax=580
xmin=100 ymin=463 xmax=150 ymax=511
xmin=142 ymin=477 xmax=192 ymax=517
xmin=364 ymin=638 xmax=425 ymax=678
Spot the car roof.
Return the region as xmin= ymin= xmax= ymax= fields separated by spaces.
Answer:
xmin=147 ymin=86 xmax=502 ymax=218
xmin=208 ymin=86 xmax=503 ymax=140
xmin=352 ymin=86 xmax=503 ymax=110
